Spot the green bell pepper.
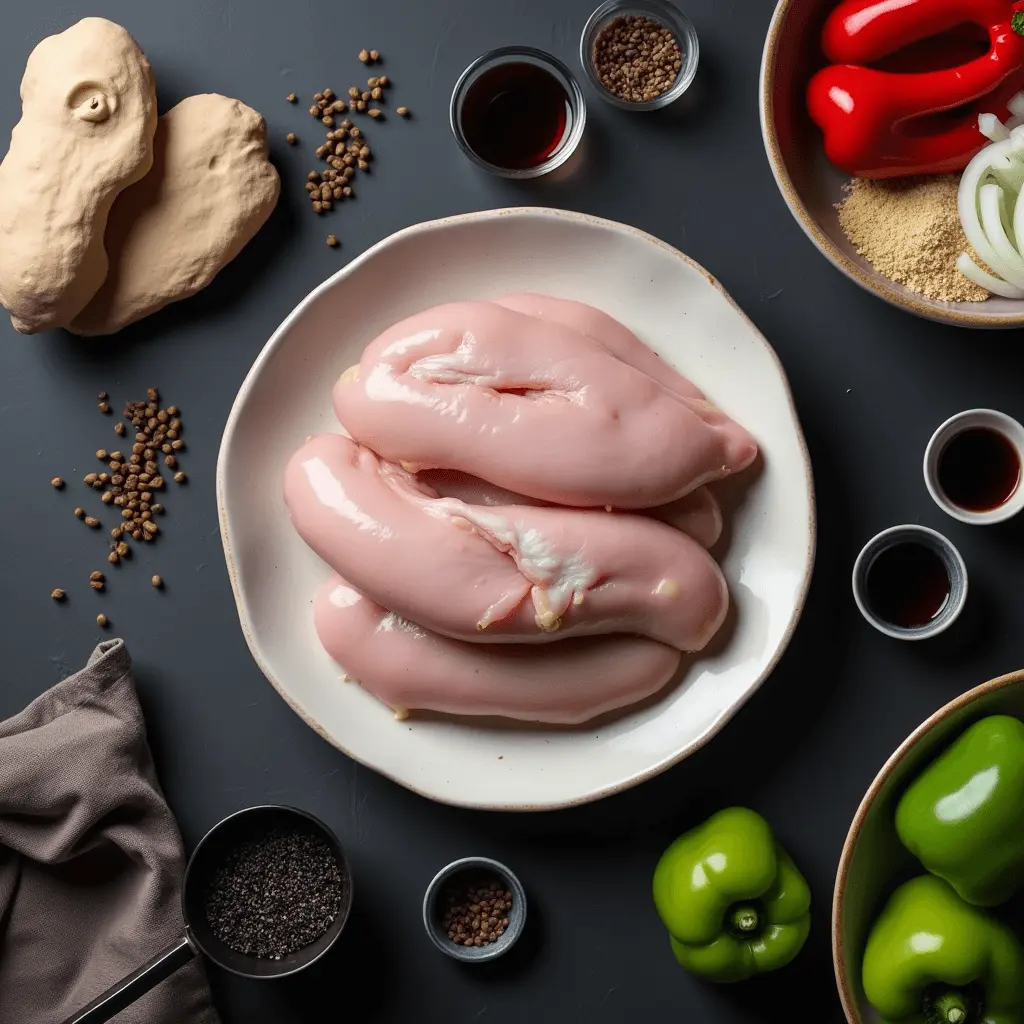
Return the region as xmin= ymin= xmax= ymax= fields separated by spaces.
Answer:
xmin=896 ymin=715 xmax=1024 ymax=906
xmin=651 ymin=806 xmax=811 ymax=983
xmin=863 ymin=875 xmax=1024 ymax=1024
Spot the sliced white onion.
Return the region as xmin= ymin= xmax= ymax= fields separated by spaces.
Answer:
xmin=980 ymin=112 xmax=1010 ymax=142
xmin=1008 ymin=90 xmax=1024 ymax=120
xmin=979 ymin=184 xmax=1024 ymax=286
xmin=957 ymin=253 xmax=1024 ymax=298
xmin=958 ymin=139 xmax=1022 ymax=283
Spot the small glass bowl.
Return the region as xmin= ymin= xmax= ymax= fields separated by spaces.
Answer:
xmin=450 ymin=46 xmax=587 ymax=179
xmin=580 ymin=0 xmax=700 ymax=111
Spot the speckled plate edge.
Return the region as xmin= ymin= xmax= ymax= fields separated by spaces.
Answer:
xmin=759 ymin=0 xmax=1024 ymax=330
xmin=832 ymin=668 xmax=1024 ymax=1021
xmin=216 ymin=206 xmax=816 ymax=811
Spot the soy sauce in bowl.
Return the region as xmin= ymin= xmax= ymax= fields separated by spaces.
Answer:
xmin=865 ymin=542 xmax=950 ymax=629
xmin=450 ymin=47 xmax=586 ymax=178
xmin=938 ymin=427 xmax=1021 ymax=512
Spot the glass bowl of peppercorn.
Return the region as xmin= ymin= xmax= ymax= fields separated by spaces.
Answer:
xmin=580 ymin=0 xmax=699 ymax=111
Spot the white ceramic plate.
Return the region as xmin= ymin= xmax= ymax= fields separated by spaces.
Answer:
xmin=218 ymin=208 xmax=816 ymax=810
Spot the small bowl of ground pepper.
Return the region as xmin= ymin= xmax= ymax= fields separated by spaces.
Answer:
xmin=580 ymin=0 xmax=699 ymax=111
xmin=423 ymin=857 xmax=527 ymax=962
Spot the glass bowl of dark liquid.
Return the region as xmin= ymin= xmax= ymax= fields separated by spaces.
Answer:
xmin=450 ymin=47 xmax=586 ymax=178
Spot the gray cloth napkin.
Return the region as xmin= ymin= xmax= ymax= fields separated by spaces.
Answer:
xmin=0 ymin=638 xmax=220 ymax=1024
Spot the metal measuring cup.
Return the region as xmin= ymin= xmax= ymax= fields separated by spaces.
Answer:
xmin=62 ymin=804 xmax=353 ymax=1024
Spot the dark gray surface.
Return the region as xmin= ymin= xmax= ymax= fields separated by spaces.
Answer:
xmin=1 ymin=1 xmax=1021 ymax=1021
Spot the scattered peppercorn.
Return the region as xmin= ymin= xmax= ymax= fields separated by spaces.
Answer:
xmin=592 ymin=15 xmax=682 ymax=103
xmin=204 ymin=828 xmax=345 ymax=960
xmin=84 ymin=517 xmax=100 ymax=529
xmin=114 ymin=422 xmax=126 ymax=437
xmin=359 ymin=49 xmax=370 ymax=63
xmin=98 ymin=401 xmax=111 ymax=414
xmin=51 ymin=477 xmax=64 ymax=489
xmin=368 ymin=108 xmax=382 ymax=119
xmin=287 ymin=93 xmax=298 ymax=103
xmin=286 ymin=132 xmax=298 ymax=145
xmin=326 ymin=234 xmax=340 ymax=248
xmin=51 ymin=588 xmax=65 ymax=601
xmin=74 ymin=507 xmax=85 ymax=519
xmin=152 ymin=575 xmax=164 ymax=588
xmin=174 ymin=472 xmax=187 ymax=484
xmin=96 ymin=614 xmax=108 ymax=628
xmin=108 ymin=551 xmax=119 ymax=565
xmin=378 ymin=76 xmax=390 ymax=88
xmin=440 ymin=878 xmax=513 ymax=948
xmin=370 ymin=49 xmax=380 ymax=61
xmin=397 ymin=106 xmax=409 ymax=117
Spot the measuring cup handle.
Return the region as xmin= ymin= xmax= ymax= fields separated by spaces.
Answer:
xmin=60 ymin=933 xmax=196 ymax=1024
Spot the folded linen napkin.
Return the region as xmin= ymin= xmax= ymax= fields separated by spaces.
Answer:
xmin=0 ymin=638 xmax=220 ymax=1024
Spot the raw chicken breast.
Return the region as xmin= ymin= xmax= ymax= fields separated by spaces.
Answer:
xmin=315 ymin=575 xmax=683 ymax=725
xmin=494 ymin=293 xmax=703 ymax=401
xmin=284 ymin=433 xmax=729 ymax=650
xmin=333 ymin=299 xmax=757 ymax=508
xmin=419 ymin=469 xmax=724 ymax=550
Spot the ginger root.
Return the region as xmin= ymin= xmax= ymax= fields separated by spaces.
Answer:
xmin=0 ymin=18 xmax=157 ymax=334
xmin=70 ymin=94 xmax=281 ymax=336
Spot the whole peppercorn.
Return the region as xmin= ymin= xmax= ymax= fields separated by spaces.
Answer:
xmin=359 ymin=49 xmax=370 ymax=63
xmin=397 ymin=106 xmax=410 ymax=117
xmin=369 ymin=49 xmax=380 ymax=61
xmin=327 ymin=235 xmax=340 ymax=248
xmin=308 ymin=105 xmax=320 ymax=117
xmin=368 ymin=108 xmax=383 ymax=119
xmin=51 ymin=588 xmax=66 ymax=601
xmin=51 ymin=476 xmax=64 ymax=489
xmin=286 ymin=133 xmax=298 ymax=145
xmin=84 ymin=517 xmax=101 ymax=529
xmin=108 ymin=551 xmax=120 ymax=565
xmin=74 ymin=507 xmax=85 ymax=519
xmin=152 ymin=575 xmax=164 ymax=588
xmin=96 ymin=614 xmax=108 ymax=628
xmin=287 ymin=93 xmax=298 ymax=103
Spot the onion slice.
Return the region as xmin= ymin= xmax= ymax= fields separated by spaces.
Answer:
xmin=980 ymin=112 xmax=1011 ymax=142
xmin=979 ymin=184 xmax=1024 ymax=286
xmin=956 ymin=253 xmax=1024 ymax=298
xmin=958 ymin=139 xmax=1024 ymax=284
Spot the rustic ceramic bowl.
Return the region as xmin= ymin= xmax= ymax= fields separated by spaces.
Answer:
xmin=833 ymin=670 xmax=1024 ymax=1022
xmin=759 ymin=0 xmax=1024 ymax=328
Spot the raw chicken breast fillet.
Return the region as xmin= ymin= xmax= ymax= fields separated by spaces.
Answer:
xmin=284 ymin=433 xmax=729 ymax=651
xmin=333 ymin=299 xmax=757 ymax=508
xmin=315 ymin=575 xmax=683 ymax=725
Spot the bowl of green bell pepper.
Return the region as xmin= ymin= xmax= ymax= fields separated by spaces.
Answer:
xmin=833 ymin=669 xmax=1024 ymax=1024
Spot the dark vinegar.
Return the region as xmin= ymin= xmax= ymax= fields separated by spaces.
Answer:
xmin=938 ymin=427 xmax=1021 ymax=512
xmin=459 ymin=62 xmax=569 ymax=170
xmin=866 ymin=543 xmax=951 ymax=629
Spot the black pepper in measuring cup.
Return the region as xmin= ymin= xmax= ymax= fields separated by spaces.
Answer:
xmin=203 ymin=827 xmax=345 ymax=960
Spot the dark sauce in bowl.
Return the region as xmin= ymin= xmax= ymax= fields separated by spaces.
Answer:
xmin=458 ymin=62 xmax=570 ymax=170
xmin=866 ymin=542 xmax=950 ymax=629
xmin=938 ymin=427 xmax=1021 ymax=512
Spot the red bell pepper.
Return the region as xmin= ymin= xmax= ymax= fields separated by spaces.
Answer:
xmin=806 ymin=0 xmax=1024 ymax=178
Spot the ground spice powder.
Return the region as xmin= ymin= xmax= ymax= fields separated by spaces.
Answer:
xmin=836 ymin=175 xmax=989 ymax=303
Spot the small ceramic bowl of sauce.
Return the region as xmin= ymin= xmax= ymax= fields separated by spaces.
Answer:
xmin=450 ymin=47 xmax=586 ymax=178
xmin=852 ymin=525 xmax=968 ymax=640
xmin=924 ymin=409 xmax=1024 ymax=526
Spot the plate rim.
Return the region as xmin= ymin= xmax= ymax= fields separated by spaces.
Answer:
xmin=216 ymin=205 xmax=818 ymax=811
xmin=758 ymin=0 xmax=1024 ymax=330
